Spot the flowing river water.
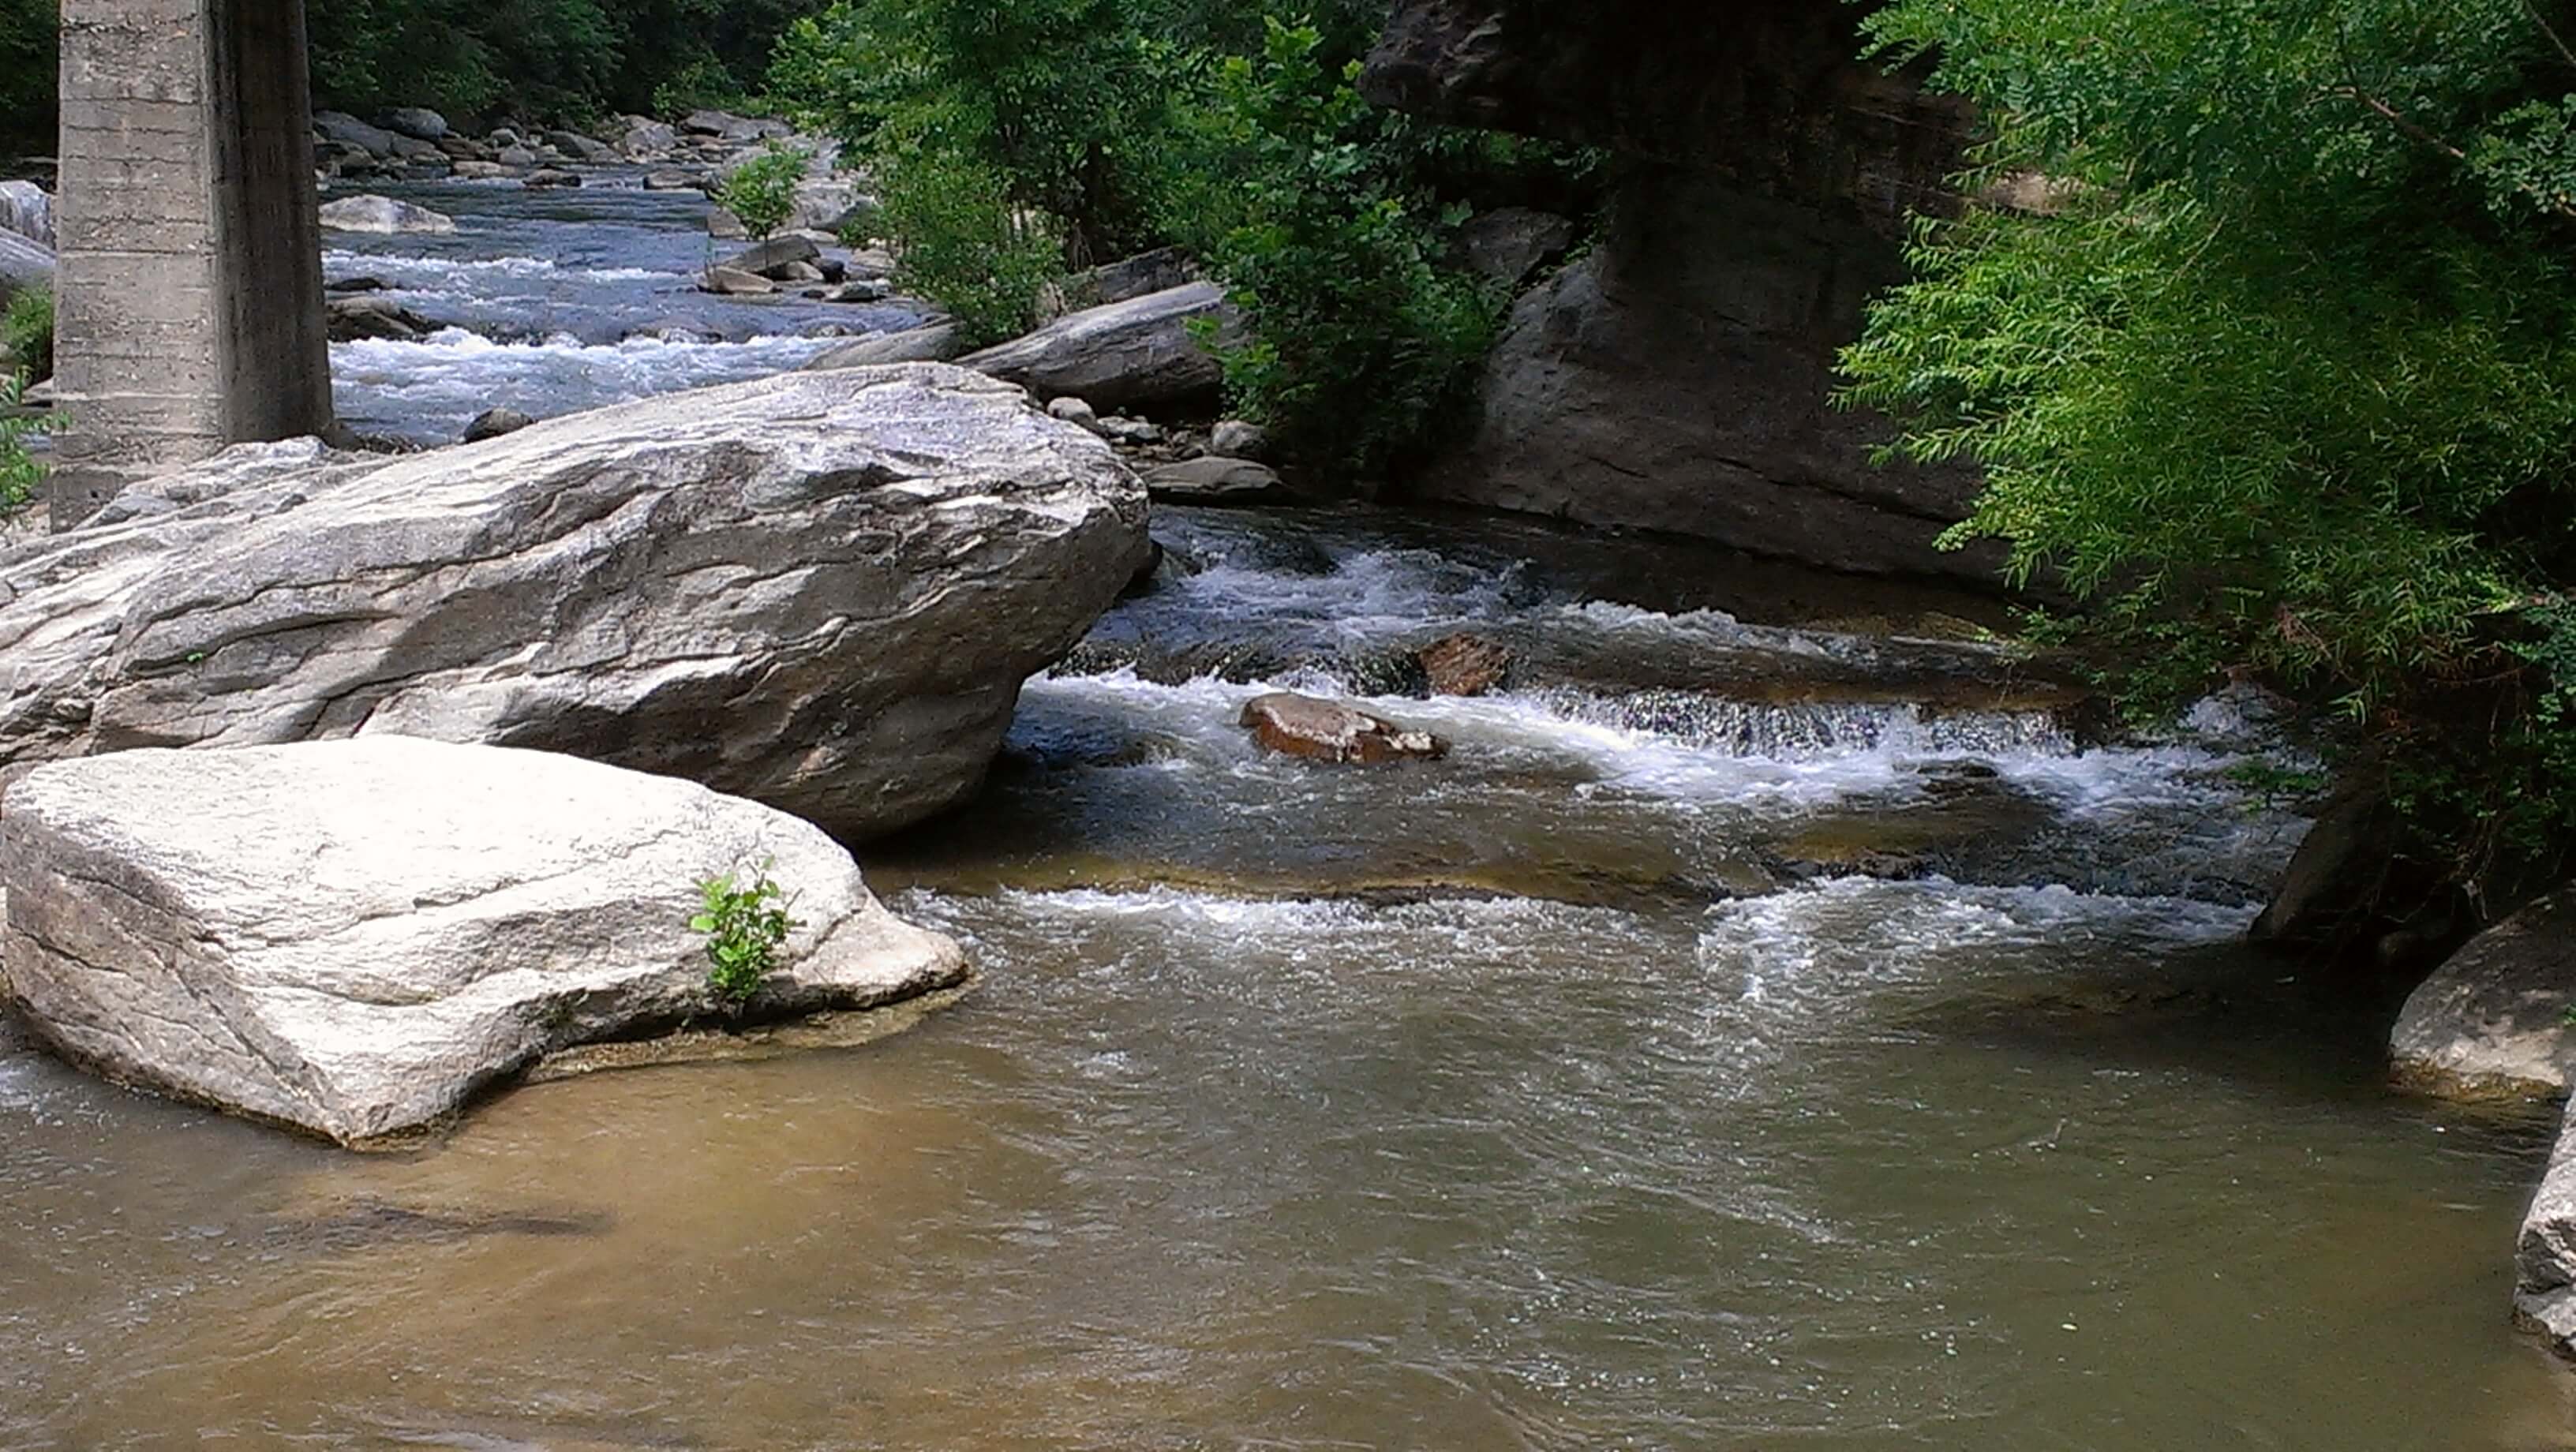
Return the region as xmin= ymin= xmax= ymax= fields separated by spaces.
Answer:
xmin=3 ymin=178 xmax=2572 ymax=1450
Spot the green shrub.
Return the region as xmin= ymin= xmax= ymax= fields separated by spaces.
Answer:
xmin=878 ymin=152 xmax=1065 ymax=345
xmin=691 ymin=862 xmax=799 ymax=1008
xmin=3 ymin=286 xmax=52 ymax=380
xmin=763 ymin=0 xmax=1170 ymax=265
xmin=715 ymin=142 xmax=809 ymax=241
xmin=1170 ymin=21 xmax=1503 ymax=478
xmin=0 ymin=369 xmax=48 ymax=515
xmin=1838 ymin=0 xmax=2576 ymax=905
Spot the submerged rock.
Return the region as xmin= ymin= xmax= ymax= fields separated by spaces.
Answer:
xmin=0 ymin=364 xmax=1151 ymax=840
xmin=2391 ymin=887 xmax=2576 ymax=1096
xmin=317 ymin=193 xmax=457 ymax=234
xmin=325 ymin=294 xmax=443 ymax=342
xmin=1241 ymin=692 xmax=1449 ymax=765
xmin=0 ymin=739 xmax=968 ymax=1145
xmin=461 ymin=406 xmax=535 ymax=443
xmin=1416 ymin=633 xmax=1513 ymax=697
xmin=959 ymin=281 xmax=1241 ymax=410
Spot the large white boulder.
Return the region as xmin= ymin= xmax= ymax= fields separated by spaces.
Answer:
xmin=0 ymin=363 xmax=1151 ymax=840
xmin=0 ymin=739 xmax=967 ymax=1144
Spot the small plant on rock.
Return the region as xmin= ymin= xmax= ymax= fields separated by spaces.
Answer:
xmin=716 ymin=143 xmax=810 ymax=241
xmin=691 ymin=860 xmax=800 ymax=1009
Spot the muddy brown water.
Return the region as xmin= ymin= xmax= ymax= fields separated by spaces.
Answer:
xmin=3 ymin=507 xmax=2568 ymax=1450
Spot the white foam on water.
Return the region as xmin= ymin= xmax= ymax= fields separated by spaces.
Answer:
xmin=323 ymin=249 xmax=688 ymax=290
xmin=1024 ymin=668 xmax=1934 ymax=811
xmin=331 ymin=329 xmax=848 ymax=438
xmin=1149 ymin=548 xmax=1541 ymax=647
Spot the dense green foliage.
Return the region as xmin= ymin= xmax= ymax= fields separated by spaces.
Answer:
xmin=691 ymin=863 xmax=799 ymax=1007
xmin=0 ymin=0 xmax=49 ymax=157
xmin=873 ymin=152 xmax=1066 ymax=342
xmin=714 ymin=142 xmax=810 ymax=240
xmin=0 ymin=0 xmax=825 ymax=143
xmin=0 ymin=370 xmax=46 ymax=515
xmin=1837 ymin=0 xmax=2576 ymax=911
xmin=772 ymin=1 xmax=1581 ymax=473
xmin=2 ymin=285 xmax=47 ymax=380
xmin=1163 ymin=21 xmax=1501 ymax=477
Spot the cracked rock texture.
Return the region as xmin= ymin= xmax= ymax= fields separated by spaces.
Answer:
xmin=1361 ymin=0 xmax=1998 ymax=579
xmin=0 ymin=738 xmax=968 ymax=1144
xmin=0 ymin=363 xmax=1151 ymax=840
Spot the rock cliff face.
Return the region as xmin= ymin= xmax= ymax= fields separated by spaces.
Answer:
xmin=1363 ymin=0 xmax=1996 ymax=579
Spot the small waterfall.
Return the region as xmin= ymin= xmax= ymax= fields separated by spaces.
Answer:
xmin=1533 ymin=687 xmax=2075 ymax=760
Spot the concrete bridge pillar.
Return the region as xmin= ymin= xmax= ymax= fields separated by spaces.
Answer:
xmin=51 ymin=0 xmax=332 ymax=528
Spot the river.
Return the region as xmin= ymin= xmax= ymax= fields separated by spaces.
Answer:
xmin=1 ymin=176 xmax=2567 ymax=1450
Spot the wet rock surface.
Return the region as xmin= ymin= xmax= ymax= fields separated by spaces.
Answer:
xmin=1241 ymin=692 xmax=1451 ymax=765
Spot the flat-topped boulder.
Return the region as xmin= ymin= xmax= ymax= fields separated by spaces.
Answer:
xmin=959 ymin=282 xmax=1242 ymax=410
xmin=2392 ymin=887 xmax=2576 ymax=1096
xmin=0 ymin=739 xmax=968 ymax=1144
xmin=0 ymin=363 xmax=1151 ymax=840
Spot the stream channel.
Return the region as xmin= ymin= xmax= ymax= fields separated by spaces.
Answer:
xmin=2 ymin=173 xmax=2569 ymax=1451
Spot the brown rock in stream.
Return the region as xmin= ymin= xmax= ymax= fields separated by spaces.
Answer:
xmin=1240 ymin=692 xmax=1448 ymax=765
xmin=1416 ymin=633 xmax=1512 ymax=697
